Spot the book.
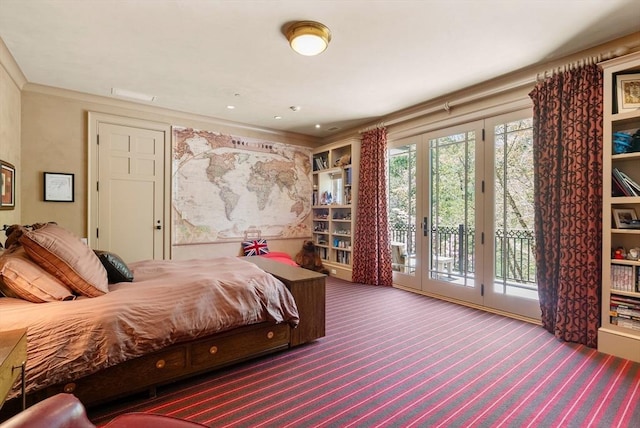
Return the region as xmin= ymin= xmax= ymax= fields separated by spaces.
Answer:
xmin=618 ymin=170 xmax=640 ymax=196
xmin=611 ymin=316 xmax=640 ymax=331
xmin=612 ymin=168 xmax=635 ymax=196
xmin=611 ymin=264 xmax=634 ymax=291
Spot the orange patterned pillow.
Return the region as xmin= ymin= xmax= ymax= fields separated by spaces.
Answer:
xmin=0 ymin=247 xmax=75 ymax=302
xmin=20 ymin=224 xmax=108 ymax=297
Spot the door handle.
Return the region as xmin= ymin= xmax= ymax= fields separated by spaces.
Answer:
xmin=423 ymin=217 xmax=428 ymax=236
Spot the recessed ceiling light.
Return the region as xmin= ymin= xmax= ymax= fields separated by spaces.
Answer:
xmin=227 ymin=105 xmax=235 ymax=109
xmin=274 ymin=116 xmax=282 ymax=120
xmin=111 ymin=88 xmax=156 ymax=102
xmin=290 ymin=106 xmax=301 ymax=112
xmin=315 ymin=124 xmax=321 ymax=128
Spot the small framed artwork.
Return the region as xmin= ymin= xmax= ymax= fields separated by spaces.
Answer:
xmin=0 ymin=160 xmax=15 ymax=210
xmin=616 ymin=73 xmax=640 ymax=113
xmin=44 ymin=172 xmax=75 ymax=202
xmin=612 ymin=208 xmax=639 ymax=229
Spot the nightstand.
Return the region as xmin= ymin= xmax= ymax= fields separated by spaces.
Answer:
xmin=0 ymin=329 xmax=27 ymax=410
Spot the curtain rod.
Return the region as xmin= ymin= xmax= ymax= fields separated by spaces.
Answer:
xmin=379 ymin=42 xmax=640 ymax=129
xmin=358 ymin=122 xmax=386 ymax=134
xmin=535 ymin=46 xmax=634 ymax=81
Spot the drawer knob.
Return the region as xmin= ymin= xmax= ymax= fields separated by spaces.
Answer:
xmin=209 ymin=346 xmax=218 ymax=355
xmin=156 ymin=359 xmax=166 ymax=369
xmin=267 ymin=331 xmax=274 ymax=339
xmin=63 ymin=383 xmax=76 ymax=393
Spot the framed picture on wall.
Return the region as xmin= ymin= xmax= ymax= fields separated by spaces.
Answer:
xmin=44 ymin=172 xmax=75 ymax=202
xmin=0 ymin=160 xmax=15 ymax=210
xmin=616 ymin=73 xmax=640 ymax=113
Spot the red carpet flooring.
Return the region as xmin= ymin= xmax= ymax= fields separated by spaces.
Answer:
xmin=90 ymin=277 xmax=640 ymax=427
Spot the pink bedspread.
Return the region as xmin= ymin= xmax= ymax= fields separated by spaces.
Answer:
xmin=0 ymin=257 xmax=299 ymax=398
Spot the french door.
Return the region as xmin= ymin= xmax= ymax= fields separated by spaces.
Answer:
xmin=389 ymin=110 xmax=540 ymax=320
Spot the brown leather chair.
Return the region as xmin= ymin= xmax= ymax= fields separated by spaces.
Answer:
xmin=0 ymin=393 xmax=207 ymax=428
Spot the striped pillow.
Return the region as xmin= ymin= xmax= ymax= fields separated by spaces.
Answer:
xmin=0 ymin=247 xmax=75 ymax=302
xmin=20 ymin=224 xmax=108 ymax=297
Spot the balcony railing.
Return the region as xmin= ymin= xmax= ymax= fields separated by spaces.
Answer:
xmin=390 ymin=224 xmax=536 ymax=286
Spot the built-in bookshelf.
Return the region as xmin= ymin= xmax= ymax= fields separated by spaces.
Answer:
xmin=598 ymin=51 xmax=640 ymax=363
xmin=312 ymin=139 xmax=359 ymax=281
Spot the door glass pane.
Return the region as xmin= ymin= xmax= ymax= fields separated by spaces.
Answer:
xmin=429 ymin=132 xmax=475 ymax=285
xmin=493 ymin=118 xmax=537 ymax=299
xmin=389 ymin=144 xmax=417 ymax=275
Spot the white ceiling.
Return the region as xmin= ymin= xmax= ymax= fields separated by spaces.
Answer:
xmin=1 ymin=0 xmax=639 ymax=138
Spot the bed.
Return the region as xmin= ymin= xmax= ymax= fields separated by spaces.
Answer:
xmin=0 ymin=224 xmax=325 ymax=414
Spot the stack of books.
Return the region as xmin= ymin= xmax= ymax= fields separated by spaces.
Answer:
xmin=610 ymin=294 xmax=640 ymax=331
xmin=611 ymin=264 xmax=636 ymax=292
xmin=613 ymin=168 xmax=640 ymax=197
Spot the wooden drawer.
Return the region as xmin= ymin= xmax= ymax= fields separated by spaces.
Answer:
xmin=48 ymin=345 xmax=188 ymax=404
xmin=192 ymin=323 xmax=289 ymax=369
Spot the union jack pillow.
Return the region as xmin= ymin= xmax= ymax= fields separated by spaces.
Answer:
xmin=242 ymin=239 xmax=270 ymax=256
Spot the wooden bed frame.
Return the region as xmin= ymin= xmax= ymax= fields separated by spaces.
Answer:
xmin=1 ymin=258 xmax=325 ymax=414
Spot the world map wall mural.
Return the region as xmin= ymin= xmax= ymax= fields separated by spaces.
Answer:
xmin=172 ymin=126 xmax=313 ymax=244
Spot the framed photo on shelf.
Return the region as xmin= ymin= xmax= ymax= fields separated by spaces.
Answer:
xmin=43 ymin=172 xmax=75 ymax=202
xmin=612 ymin=208 xmax=639 ymax=229
xmin=616 ymin=73 xmax=640 ymax=113
xmin=0 ymin=160 xmax=15 ymax=210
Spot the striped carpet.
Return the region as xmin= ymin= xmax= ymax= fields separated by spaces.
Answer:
xmin=90 ymin=277 xmax=640 ymax=428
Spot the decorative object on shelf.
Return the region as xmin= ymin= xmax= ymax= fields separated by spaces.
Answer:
xmin=616 ymin=73 xmax=640 ymax=113
xmin=627 ymin=247 xmax=640 ymax=261
xmin=612 ymin=208 xmax=639 ymax=229
xmin=630 ymin=129 xmax=640 ymax=153
xmin=0 ymin=160 xmax=15 ymax=210
xmin=613 ymin=131 xmax=633 ymax=153
xmin=43 ymin=172 xmax=74 ymax=202
xmin=613 ymin=247 xmax=626 ymax=259
xmin=334 ymin=154 xmax=351 ymax=167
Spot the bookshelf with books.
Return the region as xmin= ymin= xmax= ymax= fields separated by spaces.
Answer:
xmin=312 ymin=138 xmax=359 ymax=281
xmin=598 ymin=51 xmax=640 ymax=363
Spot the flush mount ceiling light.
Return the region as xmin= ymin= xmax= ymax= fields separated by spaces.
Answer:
xmin=285 ymin=21 xmax=331 ymax=56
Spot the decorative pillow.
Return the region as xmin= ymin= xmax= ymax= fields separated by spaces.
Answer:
xmin=0 ymin=247 xmax=75 ymax=302
xmin=20 ymin=224 xmax=108 ymax=297
xmin=94 ymin=250 xmax=134 ymax=283
xmin=242 ymin=239 xmax=270 ymax=256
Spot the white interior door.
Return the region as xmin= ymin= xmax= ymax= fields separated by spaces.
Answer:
xmin=88 ymin=114 xmax=168 ymax=263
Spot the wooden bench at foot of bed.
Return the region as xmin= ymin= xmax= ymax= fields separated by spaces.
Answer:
xmin=1 ymin=261 xmax=325 ymax=415
xmin=246 ymin=256 xmax=326 ymax=346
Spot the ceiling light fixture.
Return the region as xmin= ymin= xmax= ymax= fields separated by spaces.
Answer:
xmin=285 ymin=21 xmax=331 ymax=56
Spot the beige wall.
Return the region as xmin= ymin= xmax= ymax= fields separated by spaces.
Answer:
xmin=5 ymin=32 xmax=640 ymax=258
xmin=20 ymin=86 xmax=318 ymax=258
xmin=0 ymin=38 xmax=24 ymax=230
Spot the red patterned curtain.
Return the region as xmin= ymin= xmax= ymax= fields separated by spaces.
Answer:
xmin=353 ymin=127 xmax=393 ymax=286
xmin=528 ymin=64 xmax=603 ymax=348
